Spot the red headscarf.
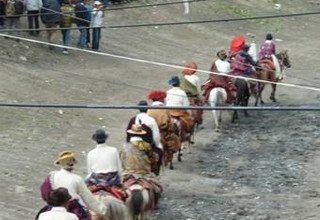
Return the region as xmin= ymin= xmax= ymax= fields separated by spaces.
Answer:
xmin=229 ymin=36 xmax=245 ymax=56
xmin=182 ymin=62 xmax=197 ymax=76
xmin=147 ymin=91 xmax=167 ymax=101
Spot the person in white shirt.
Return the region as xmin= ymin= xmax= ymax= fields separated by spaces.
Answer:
xmin=39 ymin=151 xmax=107 ymax=220
xmin=38 ymin=187 xmax=79 ymax=220
xmin=86 ymin=129 xmax=122 ymax=187
xmin=166 ymin=76 xmax=190 ymax=107
xmin=166 ymin=76 xmax=194 ymax=141
xmin=126 ymin=100 xmax=163 ymax=176
xmin=91 ymin=1 xmax=104 ymax=50
xmin=214 ymin=50 xmax=231 ymax=74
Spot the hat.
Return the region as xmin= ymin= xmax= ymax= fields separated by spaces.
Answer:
xmin=229 ymin=35 xmax=245 ymax=54
xmin=241 ymin=44 xmax=250 ymax=52
xmin=266 ymin=33 xmax=273 ymax=40
xmin=92 ymin=129 xmax=108 ymax=142
xmin=147 ymin=90 xmax=166 ymax=101
xmin=127 ymin=124 xmax=147 ymax=135
xmin=217 ymin=50 xmax=227 ymax=60
xmin=168 ymin=76 xmax=180 ymax=86
xmin=54 ymin=151 xmax=77 ymax=166
xmin=94 ymin=0 xmax=102 ymax=5
xmin=182 ymin=62 xmax=197 ymax=75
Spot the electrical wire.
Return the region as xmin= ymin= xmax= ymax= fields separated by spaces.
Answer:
xmin=0 ymin=0 xmax=208 ymax=18
xmin=1 ymin=10 xmax=320 ymax=32
xmin=1 ymin=33 xmax=320 ymax=93
xmin=0 ymin=102 xmax=319 ymax=111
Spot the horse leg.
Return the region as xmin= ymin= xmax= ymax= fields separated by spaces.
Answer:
xmin=270 ymin=83 xmax=277 ymax=102
xmin=260 ymin=85 xmax=265 ymax=105
xmin=177 ymin=149 xmax=182 ymax=162
xmin=169 ymin=161 xmax=174 ymax=170
xmin=212 ymin=109 xmax=219 ymax=131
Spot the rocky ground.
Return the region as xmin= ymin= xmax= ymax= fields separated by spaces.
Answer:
xmin=0 ymin=0 xmax=320 ymax=219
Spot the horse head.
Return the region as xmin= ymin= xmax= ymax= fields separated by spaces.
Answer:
xmin=277 ymin=50 xmax=291 ymax=69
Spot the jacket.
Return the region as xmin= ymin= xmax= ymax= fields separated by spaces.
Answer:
xmin=41 ymin=0 xmax=61 ymax=24
xmin=26 ymin=0 xmax=42 ymax=11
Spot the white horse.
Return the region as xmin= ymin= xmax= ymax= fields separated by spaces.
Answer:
xmin=90 ymin=192 xmax=129 ymax=220
xmin=208 ymin=87 xmax=227 ymax=131
xmin=125 ymin=184 xmax=150 ymax=220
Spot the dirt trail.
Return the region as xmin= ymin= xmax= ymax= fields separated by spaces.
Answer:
xmin=0 ymin=0 xmax=320 ymax=219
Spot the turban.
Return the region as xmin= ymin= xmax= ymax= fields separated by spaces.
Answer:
xmin=182 ymin=62 xmax=197 ymax=75
xmin=147 ymin=90 xmax=167 ymax=101
xmin=229 ymin=35 xmax=245 ymax=54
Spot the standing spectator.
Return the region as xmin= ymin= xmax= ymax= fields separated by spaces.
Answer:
xmin=74 ymin=0 xmax=89 ymax=48
xmin=91 ymin=1 xmax=103 ymax=51
xmin=25 ymin=0 xmax=42 ymax=36
xmin=83 ymin=0 xmax=92 ymax=48
xmin=60 ymin=0 xmax=74 ymax=54
xmin=41 ymin=0 xmax=61 ymax=49
xmin=0 ymin=0 xmax=6 ymax=29
xmin=5 ymin=0 xmax=24 ymax=41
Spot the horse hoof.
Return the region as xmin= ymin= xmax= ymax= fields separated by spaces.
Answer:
xmin=215 ymin=128 xmax=220 ymax=132
xmin=169 ymin=165 xmax=174 ymax=170
xmin=178 ymin=157 xmax=182 ymax=162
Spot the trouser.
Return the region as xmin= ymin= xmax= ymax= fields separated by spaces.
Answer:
xmin=86 ymin=28 xmax=90 ymax=45
xmin=6 ymin=18 xmax=20 ymax=36
xmin=0 ymin=1 xmax=5 ymax=27
xmin=45 ymin=23 xmax=58 ymax=43
xmin=27 ymin=10 xmax=40 ymax=35
xmin=61 ymin=29 xmax=71 ymax=47
xmin=92 ymin=27 xmax=101 ymax=50
xmin=77 ymin=26 xmax=87 ymax=48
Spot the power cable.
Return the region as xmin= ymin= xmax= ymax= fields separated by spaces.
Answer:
xmin=0 ymin=102 xmax=319 ymax=111
xmin=0 ymin=0 xmax=208 ymax=18
xmin=1 ymin=33 xmax=320 ymax=93
xmin=1 ymin=10 xmax=320 ymax=32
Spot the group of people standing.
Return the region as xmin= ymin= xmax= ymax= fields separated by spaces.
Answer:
xmin=0 ymin=0 xmax=105 ymax=53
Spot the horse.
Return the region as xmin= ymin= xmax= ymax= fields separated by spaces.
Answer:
xmin=208 ymin=87 xmax=227 ymax=131
xmin=231 ymin=78 xmax=250 ymax=122
xmin=89 ymin=187 xmax=129 ymax=220
xmin=123 ymin=176 xmax=162 ymax=220
xmin=125 ymin=184 xmax=150 ymax=220
xmin=256 ymin=50 xmax=291 ymax=104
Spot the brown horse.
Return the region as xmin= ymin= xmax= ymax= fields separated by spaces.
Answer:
xmin=256 ymin=50 xmax=291 ymax=105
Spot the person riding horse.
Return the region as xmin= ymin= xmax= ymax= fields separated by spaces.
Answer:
xmin=121 ymin=124 xmax=163 ymax=210
xmin=147 ymin=90 xmax=181 ymax=169
xmin=37 ymin=151 xmax=107 ymax=220
xmin=126 ymin=100 xmax=163 ymax=176
xmin=86 ymin=129 xmax=127 ymax=202
xmin=202 ymin=50 xmax=237 ymax=105
xmin=258 ymin=33 xmax=276 ymax=61
xmin=179 ymin=62 xmax=203 ymax=126
xmin=166 ymin=75 xmax=194 ymax=142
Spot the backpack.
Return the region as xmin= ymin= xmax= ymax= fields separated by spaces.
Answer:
xmin=14 ymin=0 xmax=25 ymax=15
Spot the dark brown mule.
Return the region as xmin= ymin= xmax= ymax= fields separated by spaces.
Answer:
xmin=256 ymin=50 xmax=291 ymax=105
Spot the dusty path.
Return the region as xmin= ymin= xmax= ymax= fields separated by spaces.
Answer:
xmin=155 ymin=109 xmax=320 ymax=219
xmin=0 ymin=0 xmax=320 ymax=219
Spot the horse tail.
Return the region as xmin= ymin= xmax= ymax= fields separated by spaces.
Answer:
xmin=131 ymin=189 xmax=144 ymax=218
xmin=234 ymin=78 xmax=250 ymax=105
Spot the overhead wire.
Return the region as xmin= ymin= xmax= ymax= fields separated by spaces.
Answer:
xmin=1 ymin=33 xmax=320 ymax=94
xmin=1 ymin=10 xmax=320 ymax=32
xmin=0 ymin=102 xmax=319 ymax=111
xmin=0 ymin=0 xmax=208 ymax=18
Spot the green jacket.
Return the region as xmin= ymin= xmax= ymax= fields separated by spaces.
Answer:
xmin=60 ymin=4 xmax=73 ymax=28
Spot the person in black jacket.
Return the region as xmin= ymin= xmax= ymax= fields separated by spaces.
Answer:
xmin=0 ymin=0 xmax=6 ymax=29
xmin=74 ymin=0 xmax=89 ymax=48
xmin=41 ymin=0 xmax=61 ymax=49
